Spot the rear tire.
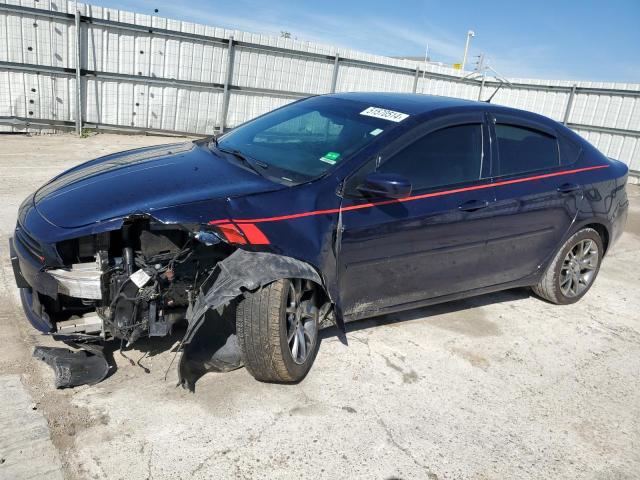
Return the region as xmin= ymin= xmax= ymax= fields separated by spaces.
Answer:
xmin=532 ymin=228 xmax=603 ymax=305
xmin=236 ymin=278 xmax=320 ymax=383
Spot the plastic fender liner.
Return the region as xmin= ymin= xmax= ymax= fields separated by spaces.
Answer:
xmin=33 ymin=345 xmax=110 ymax=388
xmin=178 ymin=249 xmax=328 ymax=390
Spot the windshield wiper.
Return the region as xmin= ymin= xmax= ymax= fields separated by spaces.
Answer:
xmin=207 ymin=135 xmax=220 ymax=151
xmin=216 ymin=146 xmax=263 ymax=176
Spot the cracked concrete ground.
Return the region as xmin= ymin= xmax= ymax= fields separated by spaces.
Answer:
xmin=0 ymin=133 xmax=639 ymax=480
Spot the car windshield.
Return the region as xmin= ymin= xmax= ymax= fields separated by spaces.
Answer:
xmin=216 ymin=97 xmax=396 ymax=184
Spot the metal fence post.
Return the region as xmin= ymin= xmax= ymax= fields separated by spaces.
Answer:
xmin=412 ymin=68 xmax=420 ymax=93
xmin=330 ymin=53 xmax=339 ymax=93
xmin=219 ymin=35 xmax=235 ymax=133
xmin=477 ymin=76 xmax=486 ymax=101
xmin=74 ymin=10 xmax=82 ymax=135
xmin=563 ymin=84 xmax=577 ymax=125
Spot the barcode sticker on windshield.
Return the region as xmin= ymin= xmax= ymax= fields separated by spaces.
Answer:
xmin=360 ymin=107 xmax=409 ymax=123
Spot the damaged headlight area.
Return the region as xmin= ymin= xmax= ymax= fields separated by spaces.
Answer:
xmin=41 ymin=218 xmax=233 ymax=347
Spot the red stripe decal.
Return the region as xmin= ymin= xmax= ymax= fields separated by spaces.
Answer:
xmin=217 ymin=223 xmax=247 ymax=244
xmin=209 ymin=164 xmax=609 ymax=225
xmin=237 ymin=223 xmax=270 ymax=244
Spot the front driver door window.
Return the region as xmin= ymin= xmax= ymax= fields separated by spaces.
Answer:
xmin=377 ymin=123 xmax=484 ymax=189
xmin=338 ymin=120 xmax=499 ymax=317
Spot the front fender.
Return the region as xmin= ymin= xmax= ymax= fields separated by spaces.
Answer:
xmin=178 ymin=249 xmax=331 ymax=390
xmin=183 ymin=249 xmax=326 ymax=344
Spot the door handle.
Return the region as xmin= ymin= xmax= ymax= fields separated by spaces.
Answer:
xmin=557 ymin=183 xmax=581 ymax=194
xmin=458 ymin=199 xmax=490 ymax=212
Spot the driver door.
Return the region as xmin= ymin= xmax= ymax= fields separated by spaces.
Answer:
xmin=337 ymin=114 xmax=498 ymax=317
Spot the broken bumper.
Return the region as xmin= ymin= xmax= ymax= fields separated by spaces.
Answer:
xmin=10 ymin=236 xmax=55 ymax=333
xmin=10 ymin=234 xmax=57 ymax=296
xmin=19 ymin=287 xmax=53 ymax=333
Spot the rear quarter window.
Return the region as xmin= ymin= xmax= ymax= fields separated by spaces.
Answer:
xmin=558 ymin=135 xmax=583 ymax=166
xmin=495 ymin=124 xmax=560 ymax=176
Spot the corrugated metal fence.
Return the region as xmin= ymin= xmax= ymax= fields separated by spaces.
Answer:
xmin=1 ymin=0 xmax=639 ymax=174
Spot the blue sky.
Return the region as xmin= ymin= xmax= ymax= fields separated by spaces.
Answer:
xmin=93 ymin=0 xmax=639 ymax=82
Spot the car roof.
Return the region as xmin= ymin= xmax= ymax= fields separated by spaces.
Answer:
xmin=324 ymin=92 xmax=555 ymax=125
xmin=325 ymin=92 xmax=477 ymax=114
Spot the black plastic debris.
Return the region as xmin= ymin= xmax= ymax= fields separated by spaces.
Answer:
xmin=33 ymin=346 xmax=110 ymax=389
xmin=179 ymin=307 xmax=243 ymax=391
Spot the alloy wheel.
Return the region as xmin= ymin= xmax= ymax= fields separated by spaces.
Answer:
xmin=285 ymin=279 xmax=318 ymax=364
xmin=559 ymin=239 xmax=599 ymax=298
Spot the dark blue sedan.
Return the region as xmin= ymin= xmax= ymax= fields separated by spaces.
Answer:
xmin=10 ymin=93 xmax=629 ymax=387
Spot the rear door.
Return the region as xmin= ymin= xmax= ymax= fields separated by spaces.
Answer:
xmin=483 ymin=113 xmax=584 ymax=284
xmin=337 ymin=113 xmax=498 ymax=317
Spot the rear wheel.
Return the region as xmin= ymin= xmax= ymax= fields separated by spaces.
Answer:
xmin=532 ymin=228 xmax=603 ymax=305
xmin=236 ymin=278 xmax=320 ymax=382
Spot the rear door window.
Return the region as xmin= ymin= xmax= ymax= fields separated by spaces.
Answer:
xmin=495 ymin=124 xmax=559 ymax=176
xmin=378 ymin=123 xmax=484 ymax=191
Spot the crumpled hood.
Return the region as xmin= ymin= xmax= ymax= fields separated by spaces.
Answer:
xmin=33 ymin=141 xmax=283 ymax=228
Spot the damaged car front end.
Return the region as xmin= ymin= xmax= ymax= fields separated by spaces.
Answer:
xmin=10 ymin=136 xmax=336 ymax=389
xmin=12 ymin=142 xmax=236 ymax=335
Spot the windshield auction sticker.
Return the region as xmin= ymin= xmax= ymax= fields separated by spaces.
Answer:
xmin=320 ymin=151 xmax=341 ymax=165
xmin=360 ymin=107 xmax=409 ymax=123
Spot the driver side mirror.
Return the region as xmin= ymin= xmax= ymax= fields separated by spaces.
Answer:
xmin=357 ymin=172 xmax=412 ymax=199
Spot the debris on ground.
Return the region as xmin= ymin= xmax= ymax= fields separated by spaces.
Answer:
xmin=33 ymin=345 xmax=110 ymax=388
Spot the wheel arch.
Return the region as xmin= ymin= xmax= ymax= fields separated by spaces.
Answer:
xmin=582 ymin=222 xmax=610 ymax=254
xmin=534 ymin=218 xmax=611 ymax=285
xmin=178 ymin=249 xmax=334 ymax=390
xmin=572 ymin=219 xmax=611 ymax=255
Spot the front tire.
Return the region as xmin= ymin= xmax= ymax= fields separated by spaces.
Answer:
xmin=236 ymin=278 xmax=320 ymax=382
xmin=532 ymin=228 xmax=603 ymax=305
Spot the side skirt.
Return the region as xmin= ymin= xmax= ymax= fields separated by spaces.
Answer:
xmin=342 ymin=273 xmax=541 ymax=323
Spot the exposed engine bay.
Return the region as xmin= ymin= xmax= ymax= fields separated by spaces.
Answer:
xmin=22 ymin=216 xmax=331 ymax=390
xmin=41 ymin=218 xmax=233 ymax=346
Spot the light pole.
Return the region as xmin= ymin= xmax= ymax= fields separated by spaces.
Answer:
xmin=461 ymin=29 xmax=475 ymax=71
